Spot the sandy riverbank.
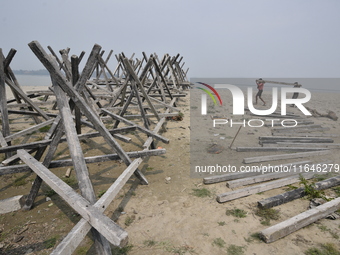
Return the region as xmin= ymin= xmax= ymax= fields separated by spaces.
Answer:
xmin=0 ymin=85 xmax=339 ymax=255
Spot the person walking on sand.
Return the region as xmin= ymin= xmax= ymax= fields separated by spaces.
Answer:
xmin=255 ymin=78 xmax=266 ymax=106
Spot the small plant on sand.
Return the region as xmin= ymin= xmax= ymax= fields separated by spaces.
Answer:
xmin=333 ymin=186 xmax=340 ymax=196
xmin=112 ymin=244 xmax=133 ymax=255
xmin=255 ymin=207 xmax=280 ymax=226
xmin=62 ymin=176 xmax=78 ymax=188
xmin=191 ymin=188 xmax=211 ymax=198
xmin=124 ymin=215 xmax=135 ymax=226
xmin=299 ymin=174 xmax=326 ymax=200
xmin=39 ymin=125 xmax=51 ymax=132
xmin=143 ymin=239 xmax=157 ymax=247
xmin=43 ymin=236 xmax=58 ymax=249
xmin=97 ymin=190 xmax=106 ymax=198
xmin=217 ymin=221 xmax=226 ymax=226
xmin=13 ymin=177 xmax=27 ymax=187
xmin=226 ymin=208 xmax=247 ymax=218
xmin=304 ymin=243 xmax=340 ymax=255
xmin=212 ymin=237 xmax=226 ymax=248
xmin=44 ymin=188 xmax=57 ymax=197
xmin=244 ymin=232 xmax=263 ymax=243
xmin=317 ymin=225 xmax=339 ymax=239
xmin=226 ymin=244 xmax=246 ymax=255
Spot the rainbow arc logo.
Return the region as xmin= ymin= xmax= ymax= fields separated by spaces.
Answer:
xmin=195 ymin=82 xmax=223 ymax=115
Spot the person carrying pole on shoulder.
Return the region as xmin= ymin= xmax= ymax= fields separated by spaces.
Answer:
xmin=255 ymin=78 xmax=266 ymax=106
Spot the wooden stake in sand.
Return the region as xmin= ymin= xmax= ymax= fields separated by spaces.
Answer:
xmin=229 ymin=125 xmax=242 ymax=148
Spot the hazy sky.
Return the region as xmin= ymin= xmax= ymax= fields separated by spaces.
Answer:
xmin=2 ymin=0 xmax=340 ymax=78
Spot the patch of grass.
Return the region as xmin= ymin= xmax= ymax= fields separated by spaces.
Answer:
xmin=44 ymin=188 xmax=57 ymax=197
xmin=98 ymin=190 xmax=106 ymax=198
xmin=284 ymin=184 xmax=298 ymax=191
xmin=146 ymin=167 xmax=154 ymax=171
xmin=299 ymin=175 xmax=327 ymax=200
xmin=212 ymin=237 xmax=226 ymax=248
xmin=62 ymin=176 xmax=78 ymax=188
xmin=143 ymin=239 xmax=157 ymax=247
xmin=217 ymin=221 xmax=226 ymax=226
xmin=112 ymin=244 xmax=133 ymax=255
xmin=0 ymin=231 xmax=9 ymax=242
xmin=124 ymin=215 xmax=135 ymax=226
xmin=13 ymin=177 xmax=27 ymax=187
xmin=43 ymin=236 xmax=58 ymax=249
xmin=191 ymin=188 xmax=211 ymax=198
xmin=314 ymin=173 xmax=334 ymax=182
xmin=333 ymin=186 xmax=340 ymax=196
xmin=318 ymin=225 xmax=339 ymax=239
xmin=128 ymin=191 xmax=136 ymax=196
xmin=244 ymin=232 xmax=262 ymax=243
xmin=226 ymin=244 xmax=246 ymax=255
xmin=39 ymin=125 xmax=51 ymax=132
xmin=76 ymin=246 xmax=89 ymax=255
xmin=255 ymin=207 xmax=280 ymax=226
xmin=226 ymin=208 xmax=247 ymax=218
xmin=304 ymin=243 xmax=340 ymax=255
xmin=164 ymin=244 xmax=196 ymax=254
xmin=250 ymin=232 xmax=262 ymax=241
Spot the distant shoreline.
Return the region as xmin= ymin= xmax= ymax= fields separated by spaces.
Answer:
xmin=13 ymin=69 xmax=49 ymax=76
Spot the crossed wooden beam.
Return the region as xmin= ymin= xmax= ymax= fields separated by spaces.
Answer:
xmin=1 ymin=41 xmax=186 ymax=253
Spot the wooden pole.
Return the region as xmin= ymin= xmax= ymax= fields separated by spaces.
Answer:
xmin=260 ymin=197 xmax=340 ymax=243
xmin=229 ymin=125 xmax=242 ymax=148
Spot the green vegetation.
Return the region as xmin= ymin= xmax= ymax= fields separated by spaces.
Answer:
xmin=212 ymin=237 xmax=226 ymax=248
xmin=314 ymin=173 xmax=334 ymax=182
xmin=191 ymin=188 xmax=211 ymax=198
xmin=304 ymin=243 xmax=340 ymax=255
xmin=62 ymin=176 xmax=78 ymax=188
xmin=44 ymin=188 xmax=57 ymax=197
xmin=226 ymin=208 xmax=247 ymax=218
xmin=255 ymin=207 xmax=280 ymax=226
xmin=13 ymin=177 xmax=27 ymax=187
xmin=43 ymin=236 xmax=58 ymax=249
xmin=39 ymin=125 xmax=51 ymax=132
xmin=98 ymin=190 xmax=106 ymax=198
xmin=124 ymin=215 xmax=135 ymax=226
xmin=226 ymin=244 xmax=246 ymax=255
xmin=143 ymin=239 xmax=157 ymax=247
xmin=299 ymin=174 xmax=327 ymax=200
xmin=217 ymin=221 xmax=226 ymax=226
xmin=163 ymin=243 xmax=196 ymax=254
xmin=284 ymin=184 xmax=298 ymax=191
xmin=318 ymin=225 xmax=339 ymax=239
xmin=333 ymin=186 xmax=340 ymax=196
xmin=112 ymin=244 xmax=133 ymax=255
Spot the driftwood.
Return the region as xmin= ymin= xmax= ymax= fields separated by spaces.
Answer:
xmin=260 ymin=196 xmax=340 ymax=243
xmin=306 ymin=106 xmax=338 ymax=121
xmin=216 ymin=172 xmax=321 ymax=203
xmin=258 ymin=175 xmax=340 ymax=209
